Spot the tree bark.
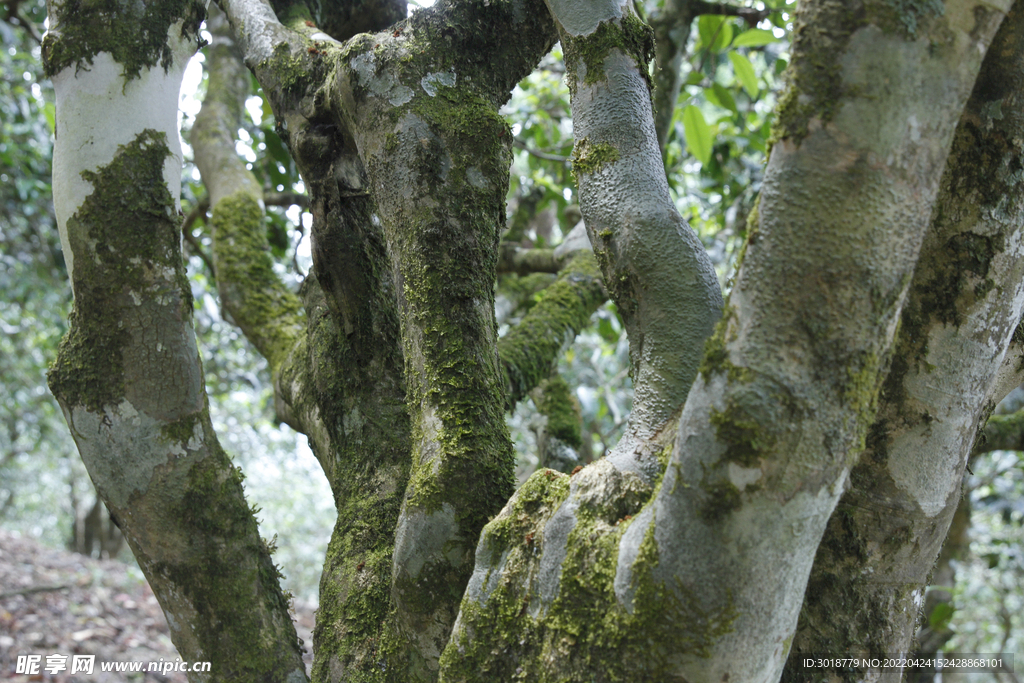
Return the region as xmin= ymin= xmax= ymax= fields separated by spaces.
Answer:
xmin=43 ymin=1 xmax=307 ymax=679
xmin=783 ymin=4 xmax=1024 ymax=680
xmin=442 ymin=0 xmax=1008 ymax=680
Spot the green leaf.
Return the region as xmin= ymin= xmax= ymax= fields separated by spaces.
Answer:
xmin=683 ymin=105 xmax=713 ymax=165
xmin=732 ymin=29 xmax=779 ymax=47
xmin=708 ymin=83 xmax=738 ymax=114
xmin=928 ymin=602 xmax=955 ymax=630
xmin=698 ymin=15 xmax=733 ymax=52
xmin=729 ymin=52 xmax=759 ymax=97
xmin=43 ymin=102 xmax=56 ymax=134
xmin=597 ymin=316 xmax=619 ymax=343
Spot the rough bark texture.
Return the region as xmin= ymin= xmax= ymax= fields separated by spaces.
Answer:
xmin=783 ymin=4 xmax=1024 ymax=680
xmin=442 ymin=0 xmax=1010 ymax=681
xmin=440 ymin=2 xmax=724 ymax=680
xmin=212 ymin=0 xmax=567 ymax=679
xmin=46 ymin=0 xmax=1024 ymax=680
xmin=44 ymin=1 xmax=308 ymax=680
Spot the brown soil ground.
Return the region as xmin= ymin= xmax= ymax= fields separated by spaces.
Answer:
xmin=0 ymin=530 xmax=315 ymax=681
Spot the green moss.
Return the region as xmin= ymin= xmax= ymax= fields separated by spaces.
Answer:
xmin=571 ymin=137 xmax=620 ymax=177
xmin=499 ymin=252 xmax=606 ymax=407
xmin=151 ymin=428 xmax=305 ymax=680
xmin=49 ymin=130 xmax=185 ymax=411
xmin=441 ymin=466 xmax=738 ymax=680
xmin=699 ymin=305 xmax=753 ymax=383
xmin=210 ymin=191 xmax=304 ymax=374
xmin=295 ymin=274 xmax=412 ymax=682
xmin=868 ymin=0 xmax=944 ymax=38
xmin=767 ymin=1 xmax=855 ymax=149
xmin=710 ymin=406 xmax=768 ymax=467
xmin=278 ymin=3 xmax=315 ymax=32
xmin=561 ymin=14 xmax=655 ymax=92
xmin=534 ymin=375 xmax=583 ymax=448
xmin=160 ymin=411 xmax=202 ymax=445
xmin=42 ymin=0 xmax=205 ymax=80
xmin=407 ymin=85 xmax=511 ymax=173
xmin=699 ymin=480 xmax=743 ymax=522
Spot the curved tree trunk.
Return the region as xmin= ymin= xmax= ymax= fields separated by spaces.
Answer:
xmin=44 ymin=1 xmax=307 ymax=679
xmin=441 ymin=0 xmax=1007 ymax=680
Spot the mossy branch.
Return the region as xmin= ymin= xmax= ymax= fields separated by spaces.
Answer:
xmin=496 ymin=242 xmax=562 ymax=275
xmin=192 ymin=5 xmax=304 ymax=379
xmin=499 ymin=252 xmax=607 ymax=409
xmin=976 ymin=412 xmax=1024 ymax=454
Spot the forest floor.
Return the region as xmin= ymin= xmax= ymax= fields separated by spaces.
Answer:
xmin=0 ymin=529 xmax=316 ymax=681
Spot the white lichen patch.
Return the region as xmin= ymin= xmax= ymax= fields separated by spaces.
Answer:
xmin=727 ymin=462 xmax=762 ymax=490
xmin=392 ymin=503 xmax=459 ymax=579
xmin=546 ymin=0 xmax=626 ymax=36
xmin=351 ymin=51 xmax=413 ymax=107
xmin=421 ymin=69 xmax=456 ymax=96
xmin=309 ymin=31 xmax=339 ymax=44
xmin=51 ymin=26 xmax=192 ymax=292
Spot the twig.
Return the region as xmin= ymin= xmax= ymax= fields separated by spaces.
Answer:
xmin=181 ymin=198 xmax=210 ymax=236
xmin=513 ymin=139 xmax=570 ymax=163
xmin=691 ymin=1 xmax=773 ymax=27
xmin=180 ymin=201 xmax=216 ymax=277
xmin=265 ymin=191 xmax=309 ymax=207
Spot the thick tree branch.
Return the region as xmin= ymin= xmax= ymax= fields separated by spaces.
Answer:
xmin=691 ymin=1 xmax=772 ymax=24
xmin=496 ymin=242 xmax=561 ymax=275
xmin=532 ymin=373 xmax=584 ymax=473
xmin=43 ymin=1 xmax=307 ymax=678
xmin=444 ymin=1 xmax=723 ymax=677
xmin=784 ymin=6 xmax=1024 ymax=678
xmin=513 ymin=137 xmax=571 ymax=162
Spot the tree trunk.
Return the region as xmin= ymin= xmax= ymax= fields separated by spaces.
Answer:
xmin=43 ymin=1 xmax=307 ymax=680
xmin=783 ymin=4 xmax=1024 ymax=680
xmin=45 ymin=0 xmax=1024 ymax=680
xmin=442 ymin=0 xmax=1008 ymax=680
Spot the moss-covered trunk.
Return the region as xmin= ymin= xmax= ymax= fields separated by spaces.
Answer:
xmin=44 ymin=1 xmax=307 ymax=680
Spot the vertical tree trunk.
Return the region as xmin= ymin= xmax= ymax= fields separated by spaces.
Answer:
xmin=44 ymin=2 xmax=307 ymax=680
xmin=783 ymin=4 xmax=1024 ymax=680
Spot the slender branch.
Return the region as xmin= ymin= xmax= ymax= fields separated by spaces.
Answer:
xmin=181 ymin=198 xmax=210 ymax=236
xmin=691 ymin=0 xmax=772 ymax=26
xmin=3 ymin=0 xmax=43 ymax=45
xmin=499 ymin=252 xmax=607 ymax=409
xmin=265 ymin=190 xmax=308 ymax=207
xmin=182 ymin=225 xmax=217 ymax=277
xmin=497 ymin=242 xmax=562 ymax=275
xmin=193 ymin=4 xmax=304 ymax=377
xmin=513 ymin=138 xmax=570 ymax=163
